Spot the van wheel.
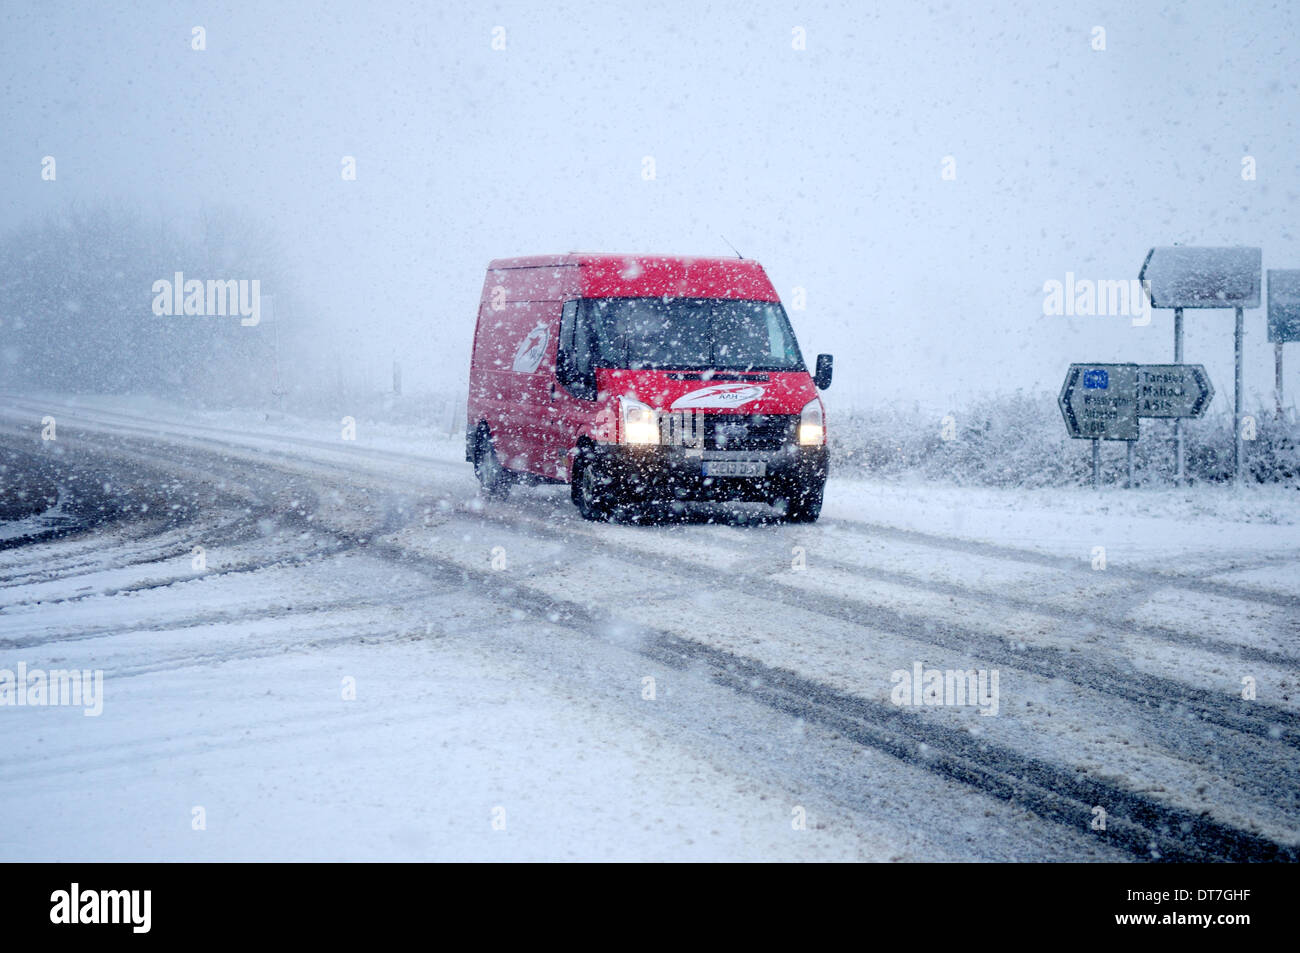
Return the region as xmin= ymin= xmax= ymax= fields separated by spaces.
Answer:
xmin=474 ymin=428 xmax=511 ymax=500
xmin=779 ymin=482 xmax=823 ymax=523
xmin=572 ymin=453 xmax=613 ymax=521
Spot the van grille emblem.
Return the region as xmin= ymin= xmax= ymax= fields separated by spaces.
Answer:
xmin=714 ymin=421 xmax=749 ymax=447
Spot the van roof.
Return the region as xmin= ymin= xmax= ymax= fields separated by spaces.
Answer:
xmin=486 ymin=254 xmax=779 ymax=301
xmin=488 ymin=253 xmax=755 ymax=269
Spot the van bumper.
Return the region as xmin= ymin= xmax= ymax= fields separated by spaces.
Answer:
xmin=585 ymin=443 xmax=829 ymax=503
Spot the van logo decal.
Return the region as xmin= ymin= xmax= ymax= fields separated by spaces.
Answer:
xmin=670 ymin=384 xmax=765 ymax=409
xmin=512 ymin=323 xmax=549 ymax=373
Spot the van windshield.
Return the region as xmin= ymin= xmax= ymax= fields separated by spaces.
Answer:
xmin=577 ymin=297 xmax=805 ymax=371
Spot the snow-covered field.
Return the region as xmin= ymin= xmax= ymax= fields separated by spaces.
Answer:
xmin=1 ymin=394 xmax=1296 ymax=861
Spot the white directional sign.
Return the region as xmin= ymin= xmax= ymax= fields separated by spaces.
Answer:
xmin=1139 ymin=247 xmax=1262 ymax=309
xmin=1059 ymin=364 xmax=1139 ymax=440
xmin=1135 ymin=364 xmax=1214 ymax=418
xmin=1268 ymin=270 xmax=1300 ymax=344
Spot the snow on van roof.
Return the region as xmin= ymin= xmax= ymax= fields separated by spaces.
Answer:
xmin=484 ymin=254 xmax=780 ymax=300
xmin=486 ymin=253 xmax=766 ymax=269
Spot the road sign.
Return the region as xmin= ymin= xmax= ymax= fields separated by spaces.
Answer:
xmin=1139 ymin=246 xmax=1262 ymax=309
xmin=1134 ymin=364 xmax=1213 ymax=418
xmin=1059 ymin=363 xmax=1138 ymax=440
xmin=1268 ymin=270 xmax=1300 ymax=344
xmin=1138 ymin=245 xmax=1261 ymax=485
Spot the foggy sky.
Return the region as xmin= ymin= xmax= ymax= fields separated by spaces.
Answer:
xmin=3 ymin=0 xmax=1298 ymax=411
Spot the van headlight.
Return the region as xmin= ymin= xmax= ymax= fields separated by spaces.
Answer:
xmin=620 ymin=396 xmax=660 ymax=445
xmin=799 ymin=398 xmax=824 ymax=446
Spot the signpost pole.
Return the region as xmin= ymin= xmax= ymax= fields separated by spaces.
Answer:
xmin=267 ymin=295 xmax=285 ymax=412
xmin=1173 ymin=307 xmax=1184 ymax=485
xmin=1267 ymin=268 xmax=1300 ymax=417
xmin=1126 ymin=440 xmax=1135 ymax=488
xmin=1234 ymin=306 xmax=1244 ymax=485
xmin=1091 ymin=439 xmax=1100 ymax=489
xmin=1277 ymin=342 xmax=1284 ymax=418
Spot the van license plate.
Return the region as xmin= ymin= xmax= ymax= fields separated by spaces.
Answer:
xmin=703 ymin=461 xmax=766 ymax=478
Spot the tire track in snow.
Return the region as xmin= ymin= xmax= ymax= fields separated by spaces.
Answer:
xmin=819 ymin=516 xmax=1300 ymax=612
xmin=364 ymin=534 xmax=1296 ymax=863
xmin=480 ymin=506 xmax=1300 ymax=746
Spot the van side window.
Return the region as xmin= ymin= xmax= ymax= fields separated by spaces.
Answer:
xmin=560 ymin=299 xmax=575 ymax=350
xmin=559 ymin=300 xmax=577 ymax=369
xmin=558 ymin=299 xmax=597 ymax=399
xmin=563 ymin=301 xmax=591 ymax=371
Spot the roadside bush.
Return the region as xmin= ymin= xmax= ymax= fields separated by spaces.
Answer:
xmin=830 ymin=392 xmax=1300 ymax=488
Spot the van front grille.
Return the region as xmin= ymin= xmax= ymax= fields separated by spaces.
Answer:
xmin=703 ymin=414 xmax=795 ymax=451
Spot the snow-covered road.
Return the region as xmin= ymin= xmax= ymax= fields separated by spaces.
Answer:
xmin=1 ymin=396 xmax=1296 ymax=861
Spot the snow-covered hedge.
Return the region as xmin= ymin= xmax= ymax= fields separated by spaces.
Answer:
xmin=830 ymin=392 xmax=1300 ymax=488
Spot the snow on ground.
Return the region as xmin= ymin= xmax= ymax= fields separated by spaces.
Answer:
xmin=825 ymin=477 xmax=1298 ymax=570
xmin=1 ymin=394 xmax=1296 ymax=861
xmin=0 ymin=496 xmax=78 ymax=543
xmin=2 ymin=638 xmax=892 ymax=862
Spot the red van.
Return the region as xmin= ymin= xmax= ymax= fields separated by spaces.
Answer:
xmin=465 ymin=254 xmax=832 ymax=522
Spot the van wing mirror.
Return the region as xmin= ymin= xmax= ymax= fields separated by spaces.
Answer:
xmin=814 ymin=354 xmax=833 ymax=390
